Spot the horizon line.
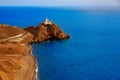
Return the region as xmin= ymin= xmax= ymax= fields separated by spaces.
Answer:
xmin=0 ymin=6 xmax=120 ymax=11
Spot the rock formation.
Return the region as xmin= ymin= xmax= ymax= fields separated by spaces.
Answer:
xmin=0 ymin=19 xmax=70 ymax=80
xmin=0 ymin=20 xmax=69 ymax=44
xmin=24 ymin=22 xmax=70 ymax=42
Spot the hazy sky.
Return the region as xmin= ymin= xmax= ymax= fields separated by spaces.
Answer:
xmin=0 ymin=0 xmax=120 ymax=7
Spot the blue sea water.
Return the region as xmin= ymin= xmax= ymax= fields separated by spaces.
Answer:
xmin=0 ymin=7 xmax=120 ymax=80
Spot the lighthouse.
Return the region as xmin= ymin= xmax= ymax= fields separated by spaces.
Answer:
xmin=44 ymin=18 xmax=52 ymax=24
xmin=45 ymin=18 xmax=49 ymax=23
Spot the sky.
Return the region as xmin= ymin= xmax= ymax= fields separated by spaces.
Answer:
xmin=0 ymin=0 xmax=120 ymax=7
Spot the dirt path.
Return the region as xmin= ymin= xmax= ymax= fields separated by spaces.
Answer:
xmin=0 ymin=32 xmax=30 ymax=42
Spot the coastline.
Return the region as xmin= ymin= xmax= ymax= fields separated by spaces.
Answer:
xmin=0 ymin=43 xmax=37 ymax=80
xmin=29 ymin=44 xmax=39 ymax=80
xmin=0 ymin=20 xmax=69 ymax=80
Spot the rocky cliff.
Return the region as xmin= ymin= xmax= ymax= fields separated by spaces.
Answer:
xmin=0 ymin=22 xmax=69 ymax=43
xmin=24 ymin=22 xmax=70 ymax=42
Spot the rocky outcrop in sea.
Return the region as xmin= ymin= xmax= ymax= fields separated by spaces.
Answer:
xmin=24 ymin=22 xmax=69 ymax=42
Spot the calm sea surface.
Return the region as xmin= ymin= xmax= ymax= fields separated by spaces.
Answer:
xmin=0 ymin=7 xmax=120 ymax=80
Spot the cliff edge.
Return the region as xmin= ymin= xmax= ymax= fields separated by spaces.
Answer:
xmin=24 ymin=19 xmax=70 ymax=42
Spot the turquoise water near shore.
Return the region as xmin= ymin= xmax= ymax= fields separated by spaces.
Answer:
xmin=0 ymin=7 xmax=120 ymax=80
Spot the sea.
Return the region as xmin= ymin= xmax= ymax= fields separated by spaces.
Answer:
xmin=0 ymin=7 xmax=120 ymax=80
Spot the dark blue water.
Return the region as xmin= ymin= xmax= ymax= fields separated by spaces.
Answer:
xmin=1 ymin=7 xmax=120 ymax=80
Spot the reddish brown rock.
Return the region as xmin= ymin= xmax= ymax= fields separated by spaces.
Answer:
xmin=24 ymin=23 xmax=70 ymax=42
xmin=0 ymin=20 xmax=69 ymax=43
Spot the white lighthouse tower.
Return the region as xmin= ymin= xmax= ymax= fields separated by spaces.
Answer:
xmin=44 ymin=18 xmax=52 ymax=24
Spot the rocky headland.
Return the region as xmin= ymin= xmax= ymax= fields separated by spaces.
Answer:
xmin=24 ymin=22 xmax=69 ymax=42
xmin=0 ymin=19 xmax=69 ymax=80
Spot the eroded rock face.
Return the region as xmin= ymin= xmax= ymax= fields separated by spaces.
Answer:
xmin=24 ymin=23 xmax=70 ymax=42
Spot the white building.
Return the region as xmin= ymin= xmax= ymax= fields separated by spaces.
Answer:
xmin=44 ymin=18 xmax=52 ymax=24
